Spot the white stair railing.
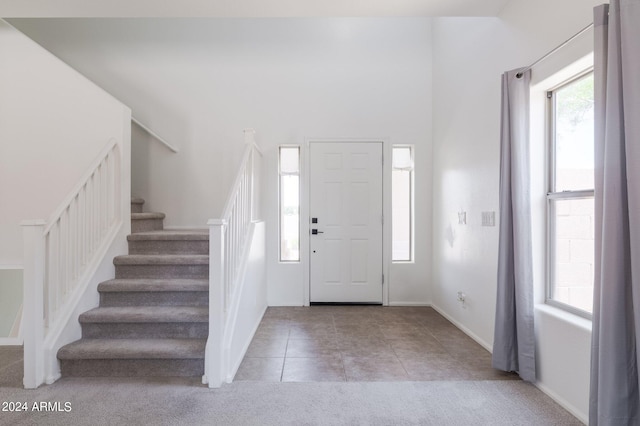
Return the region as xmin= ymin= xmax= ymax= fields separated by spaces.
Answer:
xmin=131 ymin=116 xmax=179 ymax=153
xmin=22 ymin=138 xmax=124 ymax=388
xmin=205 ymin=129 xmax=262 ymax=388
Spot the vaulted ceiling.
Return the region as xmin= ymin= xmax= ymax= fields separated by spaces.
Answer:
xmin=0 ymin=0 xmax=512 ymax=18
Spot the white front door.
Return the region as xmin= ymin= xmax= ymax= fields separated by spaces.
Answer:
xmin=309 ymin=142 xmax=383 ymax=303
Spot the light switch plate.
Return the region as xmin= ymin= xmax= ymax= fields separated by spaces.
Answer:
xmin=482 ymin=211 xmax=496 ymax=227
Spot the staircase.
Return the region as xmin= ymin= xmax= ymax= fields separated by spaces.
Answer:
xmin=57 ymin=198 xmax=210 ymax=378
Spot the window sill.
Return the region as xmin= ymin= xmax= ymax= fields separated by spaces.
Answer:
xmin=535 ymin=303 xmax=592 ymax=333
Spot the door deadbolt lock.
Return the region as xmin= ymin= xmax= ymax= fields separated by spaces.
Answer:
xmin=311 ymin=229 xmax=324 ymax=235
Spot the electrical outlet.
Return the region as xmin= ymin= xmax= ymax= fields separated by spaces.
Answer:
xmin=457 ymin=291 xmax=467 ymax=309
xmin=458 ymin=211 xmax=466 ymax=225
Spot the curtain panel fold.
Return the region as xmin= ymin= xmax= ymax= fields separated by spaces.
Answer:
xmin=590 ymin=0 xmax=640 ymax=424
xmin=492 ymin=69 xmax=536 ymax=383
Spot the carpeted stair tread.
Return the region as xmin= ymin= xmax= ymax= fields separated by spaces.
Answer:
xmin=131 ymin=212 xmax=166 ymax=220
xmin=80 ymin=306 xmax=208 ymax=323
xmin=114 ymin=255 xmax=209 ymax=265
xmin=98 ymin=278 xmax=208 ymax=293
xmin=131 ymin=197 xmax=145 ymax=205
xmin=130 ymin=208 xmax=164 ymax=233
xmin=58 ymin=338 xmax=206 ymax=360
xmin=127 ymin=230 xmax=209 ymax=241
xmin=127 ymin=230 xmax=209 ymax=255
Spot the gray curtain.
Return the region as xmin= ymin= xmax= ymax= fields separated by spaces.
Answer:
xmin=492 ymin=68 xmax=536 ymax=382
xmin=590 ymin=0 xmax=640 ymax=424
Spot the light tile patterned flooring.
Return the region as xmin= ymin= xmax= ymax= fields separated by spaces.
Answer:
xmin=236 ymin=306 xmax=520 ymax=382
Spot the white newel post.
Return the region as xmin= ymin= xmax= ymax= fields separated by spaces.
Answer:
xmin=21 ymin=220 xmax=46 ymax=389
xmin=205 ymin=219 xmax=226 ymax=388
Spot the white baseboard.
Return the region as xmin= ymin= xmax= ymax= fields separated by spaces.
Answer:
xmin=0 ymin=337 xmax=23 ymax=346
xmin=163 ymin=226 xmax=208 ymax=230
xmin=430 ymin=303 xmax=493 ymax=352
xmin=45 ymin=372 xmax=62 ymax=385
xmin=535 ymin=381 xmax=588 ymax=424
xmin=387 ymin=302 xmax=432 ymax=307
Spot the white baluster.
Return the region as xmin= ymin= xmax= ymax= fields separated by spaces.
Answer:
xmin=48 ymin=223 xmax=59 ymax=327
xmin=70 ymin=198 xmax=77 ymax=282
xmin=93 ymin=171 xmax=99 ymax=249
xmin=250 ymin=149 xmax=256 ymax=221
xmin=78 ymin=186 xmax=85 ymax=267
xmin=60 ymin=209 xmax=68 ymax=300
xmin=108 ymin=151 xmax=115 ymax=225
xmin=97 ymin=163 xmax=104 ymax=238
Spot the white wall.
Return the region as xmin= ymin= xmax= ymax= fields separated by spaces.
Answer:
xmin=0 ymin=19 xmax=130 ymax=266
xmin=0 ymin=18 xmax=132 ymax=384
xmin=10 ymin=18 xmax=433 ymax=307
xmin=0 ymin=0 xmax=511 ymax=18
xmin=0 ymin=268 xmax=22 ymax=339
xmin=431 ymin=0 xmax=602 ymax=422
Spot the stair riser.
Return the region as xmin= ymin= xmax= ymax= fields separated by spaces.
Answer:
xmin=60 ymin=359 xmax=204 ymax=377
xmin=131 ymin=218 xmax=164 ymax=233
xmin=131 ymin=203 xmax=143 ymax=214
xmin=115 ymin=264 xmax=208 ymax=279
xmin=128 ymin=240 xmax=209 ymax=255
xmin=100 ymin=292 xmax=209 ymax=307
xmin=81 ymin=322 xmax=208 ymax=339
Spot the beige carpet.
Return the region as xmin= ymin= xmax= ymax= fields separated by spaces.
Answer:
xmin=0 ymin=375 xmax=581 ymax=425
xmin=1 ymin=308 xmax=583 ymax=426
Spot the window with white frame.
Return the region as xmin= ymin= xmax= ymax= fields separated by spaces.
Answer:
xmin=547 ymin=71 xmax=594 ymax=316
xmin=392 ymin=145 xmax=414 ymax=262
xmin=279 ymin=146 xmax=300 ymax=262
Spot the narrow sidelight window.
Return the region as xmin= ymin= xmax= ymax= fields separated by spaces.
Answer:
xmin=392 ymin=145 xmax=414 ymax=262
xmin=547 ymin=71 xmax=594 ymax=316
xmin=279 ymin=146 xmax=300 ymax=262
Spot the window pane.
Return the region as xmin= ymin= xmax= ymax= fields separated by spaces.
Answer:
xmin=280 ymin=175 xmax=299 ymax=261
xmin=392 ymin=147 xmax=413 ymax=170
xmin=550 ymin=197 xmax=594 ymax=313
xmin=280 ymin=147 xmax=300 ymax=174
xmin=392 ymin=169 xmax=411 ymax=261
xmin=279 ymin=146 xmax=300 ymax=262
xmin=554 ymin=73 xmax=594 ymax=191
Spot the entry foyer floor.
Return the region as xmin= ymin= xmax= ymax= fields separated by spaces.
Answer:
xmin=236 ymin=306 xmax=519 ymax=382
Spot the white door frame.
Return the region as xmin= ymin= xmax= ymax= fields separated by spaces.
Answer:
xmin=302 ymin=138 xmax=391 ymax=306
